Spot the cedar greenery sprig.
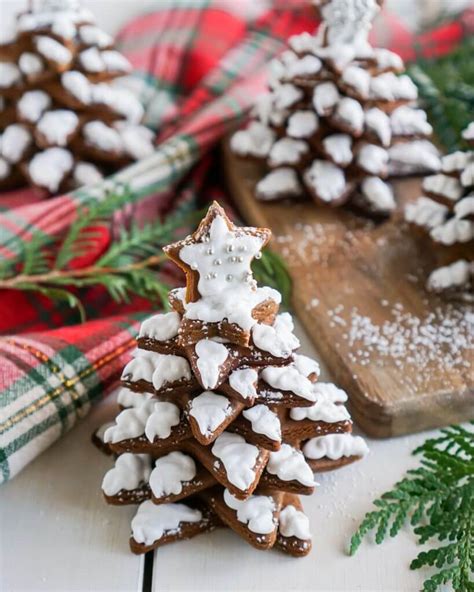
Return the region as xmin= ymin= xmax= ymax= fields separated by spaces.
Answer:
xmin=0 ymin=183 xmax=292 ymax=320
xmin=350 ymin=422 xmax=474 ymax=592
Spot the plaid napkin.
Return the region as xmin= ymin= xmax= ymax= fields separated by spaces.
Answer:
xmin=0 ymin=1 xmax=468 ymax=484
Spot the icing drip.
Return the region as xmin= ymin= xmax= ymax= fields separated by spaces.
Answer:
xmin=430 ymin=218 xmax=474 ymax=245
xmin=361 ymin=177 xmax=395 ymax=212
xmin=273 ymin=84 xmax=304 ymax=110
xmin=228 ymin=368 xmax=258 ymax=399
xmin=116 ymin=386 xmax=153 ymax=409
xmin=312 ymin=382 xmax=348 ymax=403
xmin=461 ymin=163 xmax=474 ymax=187
xmin=405 ymin=197 xmax=448 ymax=229
xmin=372 ymin=48 xmax=403 ymax=72
xmin=92 ymin=84 xmax=144 ymax=123
xmin=370 ymin=73 xmax=418 ymax=101
xmin=103 ymin=399 xmax=155 ymax=443
xmin=212 ymin=432 xmax=259 ymax=490
xmin=149 ymin=451 xmax=196 ymax=498
xmin=139 ymin=311 xmax=181 ymax=341
xmin=288 ymin=32 xmax=320 ymax=55
xmin=195 ymin=339 xmax=229 ymax=389
xmin=18 ymin=52 xmax=44 ymax=76
xmin=79 ymin=47 xmax=105 ymax=72
xmin=290 ymin=398 xmax=350 ymax=423
xmin=82 ymin=120 xmax=123 ymax=153
xmin=252 ymin=312 xmax=299 ymax=358
xmin=121 ymin=349 xmax=160 ymax=382
xmin=364 ymin=107 xmax=391 ymax=147
xmin=455 ymin=196 xmax=474 ymax=219
xmin=261 ymin=364 xmax=316 ymax=402
xmin=102 ymin=453 xmax=151 ymax=496
xmin=390 ymin=106 xmax=432 ymax=137
xmin=101 ymin=50 xmax=131 ymax=72
xmin=304 ymin=160 xmax=347 ymax=203
xmin=388 ymin=141 xmax=441 ymax=175
xmin=223 ymin=489 xmax=276 ymax=535
xmin=0 ymin=158 xmax=10 ymax=180
xmin=341 ymin=65 xmax=371 ymax=98
xmin=145 ymin=402 xmax=181 ymax=442
xmin=188 ymin=391 xmax=232 ymax=436
xmin=131 ymin=501 xmax=202 ymax=546
xmin=268 ymin=138 xmax=308 ymax=167
xmin=357 ymin=144 xmax=389 ymax=176
xmin=293 ymin=354 xmax=320 ymax=379
xmin=121 ymin=349 xmax=191 ymax=390
xmin=312 ymin=82 xmax=340 ymax=116
xmin=35 ymin=35 xmax=72 ymax=64
xmin=73 ymin=162 xmax=103 ymax=187
xmin=322 ymin=134 xmax=353 ymax=167
xmin=78 ymin=24 xmax=113 ymax=48
xmin=267 ymin=444 xmax=315 ymax=487
xmin=94 ymin=421 xmax=115 ymax=443
xmin=422 ymin=174 xmax=463 ymax=202
xmin=428 ymin=260 xmax=472 ymax=293
xmin=303 ymin=433 xmax=369 ymax=460
xmin=0 ymin=63 xmax=21 ymax=88
xmin=115 ymin=122 xmax=154 ymax=160
xmin=36 ymin=110 xmax=79 ymax=146
xmin=17 ymin=90 xmax=51 ymax=123
xmin=255 ymin=168 xmax=303 ymax=201
xmin=1 ymin=125 xmax=32 ymax=164
xmin=242 ymin=405 xmax=281 ymax=441
xmin=28 ymin=147 xmax=73 ymax=192
xmin=279 ymin=505 xmax=311 ymax=540
xmin=286 ymin=55 xmax=322 ymax=78
xmin=230 ymin=122 xmax=275 ymax=158
xmin=333 ymin=97 xmax=364 ymax=135
xmin=441 ymin=151 xmax=473 ymax=174
xmin=62 ymin=71 xmax=92 ymax=104
xmin=287 ymin=111 xmax=319 ymax=139
xmin=462 ymin=122 xmax=474 ymax=141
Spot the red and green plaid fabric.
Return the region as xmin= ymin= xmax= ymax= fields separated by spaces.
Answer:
xmin=0 ymin=2 xmax=469 ymax=483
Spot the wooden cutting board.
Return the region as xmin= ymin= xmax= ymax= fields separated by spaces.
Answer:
xmin=222 ymin=140 xmax=474 ymax=438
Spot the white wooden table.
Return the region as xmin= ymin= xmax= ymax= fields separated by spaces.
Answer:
xmin=0 ymin=321 xmax=438 ymax=592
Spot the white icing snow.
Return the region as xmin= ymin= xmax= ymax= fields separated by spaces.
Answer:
xmin=188 ymin=391 xmax=232 ymax=437
xmin=131 ymin=501 xmax=202 ymax=545
xmin=228 ymin=368 xmax=258 ymax=399
xmin=223 ymin=489 xmax=275 ymax=534
xmin=267 ymin=444 xmax=315 ymax=486
xmin=279 ymin=504 xmax=311 ymax=540
xmin=28 ymin=147 xmax=73 ymax=192
xmin=139 ymin=311 xmax=181 ymax=341
xmin=303 ymin=433 xmax=369 ymax=460
xmin=102 ymin=453 xmax=151 ymax=496
xmin=212 ymin=432 xmax=259 ymax=490
xmin=149 ymin=451 xmax=196 ymax=498
xmin=195 ymin=339 xmax=229 ymax=389
xmin=242 ymin=404 xmax=281 ymax=441
xmin=252 ymin=312 xmax=299 ymax=358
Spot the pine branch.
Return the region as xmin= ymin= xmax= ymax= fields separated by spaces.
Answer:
xmin=253 ymin=249 xmax=292 ymax=307
xmin=350 ymin=422 xmax=474 ymax=592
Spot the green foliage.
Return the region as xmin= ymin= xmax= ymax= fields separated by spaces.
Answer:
xmin=350 ymin=423 xmax=474 ymax=592
xmin=253 ymin=249 xmax=292 ymax=308
xmin=0 ymin=183 xmax=292 ymax=321
xmin=408 ymin=37 xmax=474 ymax=152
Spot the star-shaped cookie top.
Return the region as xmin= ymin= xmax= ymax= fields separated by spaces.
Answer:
xmin=164 ymin=201 xmax=271 ymax=304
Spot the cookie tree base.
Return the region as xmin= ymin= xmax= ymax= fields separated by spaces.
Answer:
xmin=222 ymin=139 xmax=474 ymax=438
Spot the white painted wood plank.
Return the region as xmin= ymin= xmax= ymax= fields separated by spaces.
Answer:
xmin=0 ymin=397 xmax=143 ymax=592
xmin=151 ymin=320 xmax=430 ymax=592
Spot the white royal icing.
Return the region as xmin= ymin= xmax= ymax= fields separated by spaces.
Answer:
xmin=34 ymin=35 xmax=72 ymax=64
xmin=131 ymin=501 xmax=202 ymax=545
xmin=293 ymin=354 xmax=320 ymax=379
xmin=231 ymin=122 xmax=275 ymax=158
xmin=0 ymin=158 xmax=10 ymax=180
xmin=455 ymin=196 xmax=474 ymax=219
xmin=290 ymin=397 xmax=350 ymax=423
xmin=388 ymin=141 xmax=441 ymax=175
xmin=228 ymin=368 xmax=258 ymax=399
xmin=255 ymin=168 xmax=303 ymax=201
xmin=212 ymin=432 xmax=259 ymax=490
xmin=115 ymin=123 xmax=154 ymax=160
xmin=405 ymin=197 xmax=448 ymax=229
xmin=92 ymin=84 xmax=144 ymax=123
xmin=370 ymin=73 xmax=417 ymax=101
xmin=139 ymin=311 xmax=181 ymax=341
xmin=29 ymin=147 xmax=73 ymax=192
xmin=333 ymin=97 xmax=364 ymax=136
xmin=311 ymin=382 xmax=348 ymax=403
xmin=304 ymin=160 xmax=347 ymax=203
xmin=17 ymin=90 xmax=51 ymax=123
xmin=441 ymin=151 xmax=473 ymax=174
xmin=341 ymin=65 xmax=371 ymax=98
xmin=103 ymin=399 xmax=156 ymax=443
xmin=279 ymin=505 xmax=311 ymax=540
xmin=102 ymin=453 xmax=151 ymax=496
xmin=268 ymin=138 xmax=308 ymax=167
xmin=372 ymin=48 xmax=404 ymax=72
xmin=73 ymin=162 xmax=103 ymax=187
xmin=361 ymin=177 xmax=395 ymax=212
xmin=223 ymin=489 xmax=276 ymax=535
xmin=288 ymin=32 xmax=320 ymax=55
xmin=121 ymin=349 xmax=191 ymax=390
xmin=149 ymin=451 xmax=196 ymax=498
xmin=79 ymin=24 xmax=113 ymax=48
xmin=427 ymin=260 xmax=472 ymax=293
xmin=195 ymin=339 xmax=229 ymax=389
xmin=1 ymin=125 xmax=32 ymax=164
xmin=322 ymin=134 xmax=353 ymax=167
xmin=252 ymin=312 xmax=299 ymax=358
xmin=36 ymin=110 xmax=79 ymax=146
xmin=422 ymin=174 xmax=463 ymax=202
xmin=116 ymin=386 xmax=153 ymax=409
xmin=242 ymin=405 xmax=281 ymax=441
xmin=303 ymin=433 xmax=369 ymax=460
xmin=462 ymin=122 xmax=474 ymax=141
xmin=357 ymin=143 xmax=389 ymax=176
xmin=287 ymin=55 xmax=322 ymax=78
xmin=0 ymin=63 xmax=21 ymax=88
xmin=101 ymin=50 xmax=131 ymax=72
xmin=145 ymin=402 xmax=181 ymax=442
xmin=79 ymin=46 xmax=105 ymax=72
xmin=312 ymin=81 xmax=340 ymax=116
xmin=261 ymin=364 xmax=316 ymax=402
xmin=62 ymin=70 xmax=92 ymax=104
xmin=287 ymin=111 xmax=319 ymax=139
xmin=430 ymin=218 xmax=474 ymax=245
xmin=273 ymin=84 xmax=304 ymax=111
xmin=267 ymin=444 xmax=315 ymax=487
xmin=188 ymin=391 xmax=232 ymax=437
xmin=461 ymin=163 xmax=474 ymax=188
xmin=364 ymin=107 xmax=392 ymax=147
xmin=82 ymin=120 xmax=123 ymax=153
xmin=390 ymin=106 xmax=432 ymax=137
xmin=18 ymin=52 xmax=44 ymax=76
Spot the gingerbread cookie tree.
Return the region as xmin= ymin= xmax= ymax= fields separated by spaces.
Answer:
xmin=231 ymin=0 xmax=440 ymax=215
xmin=405 ymin=122 xmax=474 ymax=299
xmin=0 ymin=0 xmax=154 ymax=194
xmin=96 ymin=202 xmax=368 ymax=556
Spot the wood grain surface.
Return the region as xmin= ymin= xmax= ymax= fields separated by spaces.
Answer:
xmin=222 ymin=140 xmax=474 ymax=438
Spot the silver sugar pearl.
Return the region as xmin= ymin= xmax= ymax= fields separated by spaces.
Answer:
xmin=226 ymin=244 xmax=234 ymax=253
xmin=237 ymin=256 xmax=244 ymax=263
xmin=226 ymin=274 xmax=233 ymax=281
xmin=205 ymin=273 xmax=212 ymax=280
xmin=255 ymin=252 xmax=262 ymax=259
xmin=239 ymin=245 xmax=247 ymax=252
xmin=207 ymin=247 xmax=214 ymax=255
xmin=190 ymin=263 xmax=198 ymax=270
xmin=213 ymin=259 xmax=222 ymax=266
xmin=211 ymin=272 xmax=217 ymax=279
